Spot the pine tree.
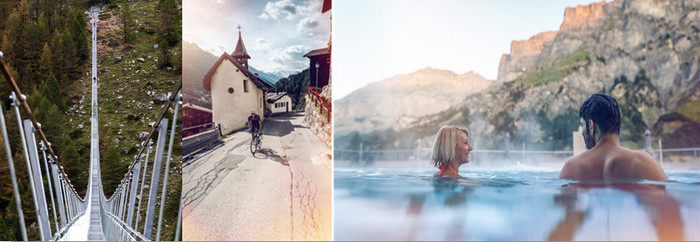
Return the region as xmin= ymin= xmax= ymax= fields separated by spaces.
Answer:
xmin=120 ymin=0 xmax=132 ymax=43
xmin=41 ymin=74 xmax=65 ymax=111
xmin=70 ymin=10 xmax=88 ymax=61
xmin=39 ymin=43 xmax=53 ymax=78
xmin=59 ymin=137 xmax=80 ymax=187
xmin=101 ymin=146 xmax=124 ymax=195
xmin=159 ymin=40 xmax=171 ymax=68
xmin=2 ymin=12 xmax=23 ymax=67
xmin=20 ymin=21 xmax=42 ymax=69
xmin=21 ymin=67 xmax=36 ymax=89
xmin=38 ymin=95 xmax=65 ymax=143
xmin=0 ymin=1 xmax=11 ymax=31
xmin=158 ymin=0 xmax=179 ymax=47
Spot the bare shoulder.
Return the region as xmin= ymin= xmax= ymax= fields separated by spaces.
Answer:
xmin=631 ymin=150 xmax=667 ymax=181
xmin=606 ymin=148 xmax=666 ymax=181
xmin=559 ymin=155 xmax=585 ymax=180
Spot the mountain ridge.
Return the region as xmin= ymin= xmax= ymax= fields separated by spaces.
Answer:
xmin=335 ymin=67 xmax=493 ymax=136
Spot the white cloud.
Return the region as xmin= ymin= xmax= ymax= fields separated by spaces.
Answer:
xmin=254 ymin=38 xmax=271 ymax=51
xmin=295 ymin=0 xmax=329 ymax=38
xmin=204 ymin=43 xmax=228 ymax=55
xmin=258 ymin=0 xmax=300 ymax=20
xmin=271 ymin=44 xmax=311 ymax=73
xmin=216 ymin=0 xmax=224 ymax=3
xmin=296 ymin=16 xmax=319 ymax=32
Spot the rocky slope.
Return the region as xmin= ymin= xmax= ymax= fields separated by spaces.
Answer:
xmin=334 ymin=68 xmax=493 ymax=136
xmin=437 ymin=0 xmax=700 ymax=149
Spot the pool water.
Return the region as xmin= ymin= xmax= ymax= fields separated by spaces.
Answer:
xmin=334 ymin=167 xmax=700 ymax=241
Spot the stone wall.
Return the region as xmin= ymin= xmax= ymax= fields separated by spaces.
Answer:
xmin=304 ymin=85 xmax=332 ymax=148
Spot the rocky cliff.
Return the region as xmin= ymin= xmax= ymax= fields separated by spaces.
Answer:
xmin=466 ymin=0 xmax=700 ymax=149
xmin=334 ymin=68 xmax=493 ymax=136
xmin=497 ymin=31 xmax=557 ymax=83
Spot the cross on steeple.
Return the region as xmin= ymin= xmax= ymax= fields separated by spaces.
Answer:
xmin=232 ymin=24 xmax=251 ymax=69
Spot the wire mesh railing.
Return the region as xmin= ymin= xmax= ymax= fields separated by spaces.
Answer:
xmin=101 ymin=80 xmax=182 ymax=241
xmin=0 ymin=55 xmax=88 ymax=241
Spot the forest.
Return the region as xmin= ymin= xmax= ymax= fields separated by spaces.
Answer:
xmin=273 ymin=68 xmax=310 ymax=113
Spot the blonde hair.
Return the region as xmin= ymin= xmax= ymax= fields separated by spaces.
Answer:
xmin=430 ymin=125 xmax=469 ymax=167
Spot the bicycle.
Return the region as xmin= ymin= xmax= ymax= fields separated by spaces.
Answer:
xmin=250 ymin=131 xmax=262 ymax=154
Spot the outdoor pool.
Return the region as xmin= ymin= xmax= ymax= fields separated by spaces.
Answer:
xmin=334 ymin=166 xmax=700 ymax=241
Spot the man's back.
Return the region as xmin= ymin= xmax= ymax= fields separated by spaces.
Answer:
xmin=559 ymin=142 xmax=666 ymax=181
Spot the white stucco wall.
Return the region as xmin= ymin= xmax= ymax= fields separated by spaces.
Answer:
xmin=210 ymin=59 xmax=265 ymax=134
xmin=269 ymin=95 xmax=292 ymax=113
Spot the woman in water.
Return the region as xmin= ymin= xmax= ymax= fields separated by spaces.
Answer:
xmin=431 ymin=125 xmax=473 ymax=178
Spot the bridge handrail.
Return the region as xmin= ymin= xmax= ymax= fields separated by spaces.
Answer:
xmin=106 ymin=78 xmax=181 ymax=200
xmin=103 ymin=211 xmax=147 ymax=241
xmin=0 ymin=56 xmax=85 ymax=200
xmin=126 ymin=78 xmax=181 ymax=185
xmin=101 ymin=79 xmax=182 ymax=241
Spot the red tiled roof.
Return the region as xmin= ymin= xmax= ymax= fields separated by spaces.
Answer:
xmin=303 ymin=48 xmax=330 ymax=58
xmin=202 ymin=52 xmax=273 ymax=91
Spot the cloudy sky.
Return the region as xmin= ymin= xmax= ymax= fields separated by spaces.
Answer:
xmin=334 ymin=0 xmax=601 ymax=99
xmin=183 ymin=0 xmax=330 ymax=77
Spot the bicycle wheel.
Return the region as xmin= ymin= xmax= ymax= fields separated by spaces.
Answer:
xmin=256 ymin=135 xmax=262 ymax=151
xmin=250 ymin=136 xmax=256 ymax=154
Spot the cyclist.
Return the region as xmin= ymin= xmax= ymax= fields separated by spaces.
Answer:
xmin=248 ymin=109 xmax=262 ymax=140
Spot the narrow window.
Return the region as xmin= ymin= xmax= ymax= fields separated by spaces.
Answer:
xmin=244 ymin=80 xmax=249 ymax=93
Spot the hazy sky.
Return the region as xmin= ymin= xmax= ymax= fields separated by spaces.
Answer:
xmin=183 ymin=0 xmax=331 ymax=76
xmin=334 ymin=0 xmax=602 ymax=99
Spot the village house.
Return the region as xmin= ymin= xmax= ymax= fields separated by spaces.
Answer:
xmin=304 ymin=48 xmax=330 ymax=89
xmin=202 ymin=27 xmax=273 ymax=135
xmin=266 ymin=92 xmax=293 ymax=114
xmin=182 ymin=102 xmax=213 ymax=137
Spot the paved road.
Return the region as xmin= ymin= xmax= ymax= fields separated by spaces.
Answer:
xmin=182 ymin=112 xmax=332 ymax=241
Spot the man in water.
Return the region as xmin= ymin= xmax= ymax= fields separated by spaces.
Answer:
xmin=559 ymin=94 xmax=666 ymax=181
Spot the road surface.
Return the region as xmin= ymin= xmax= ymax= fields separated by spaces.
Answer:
xmin=182 ymin=112 xmax=332 ymax=240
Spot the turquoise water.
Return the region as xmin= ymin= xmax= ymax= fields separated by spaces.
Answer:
xmin=334 ymin=167 xmax=700 ymax=241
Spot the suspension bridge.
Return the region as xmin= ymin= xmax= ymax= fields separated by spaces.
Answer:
xmin=0 ymin=7 xmax=182 ymax=241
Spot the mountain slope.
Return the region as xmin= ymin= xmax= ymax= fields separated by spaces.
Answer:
xmin=183 ymin=41 xmax=217 ymax=108
xmin=335 ymin=67 xmax=493 ymax=136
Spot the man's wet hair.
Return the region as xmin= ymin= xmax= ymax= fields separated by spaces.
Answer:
xmin=579 ymin=94 xmax=621 ymax=135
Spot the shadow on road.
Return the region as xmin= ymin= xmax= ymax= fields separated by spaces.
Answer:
xmin=253 ymin=148 xmax=289 ymax=167
xmin=263 ymin=119 xmax=294 ymax=137
xmin=268 ymin=112 xmax=305 ymax=121
xmin=183 ymin=140 xmax=225 ymax=167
